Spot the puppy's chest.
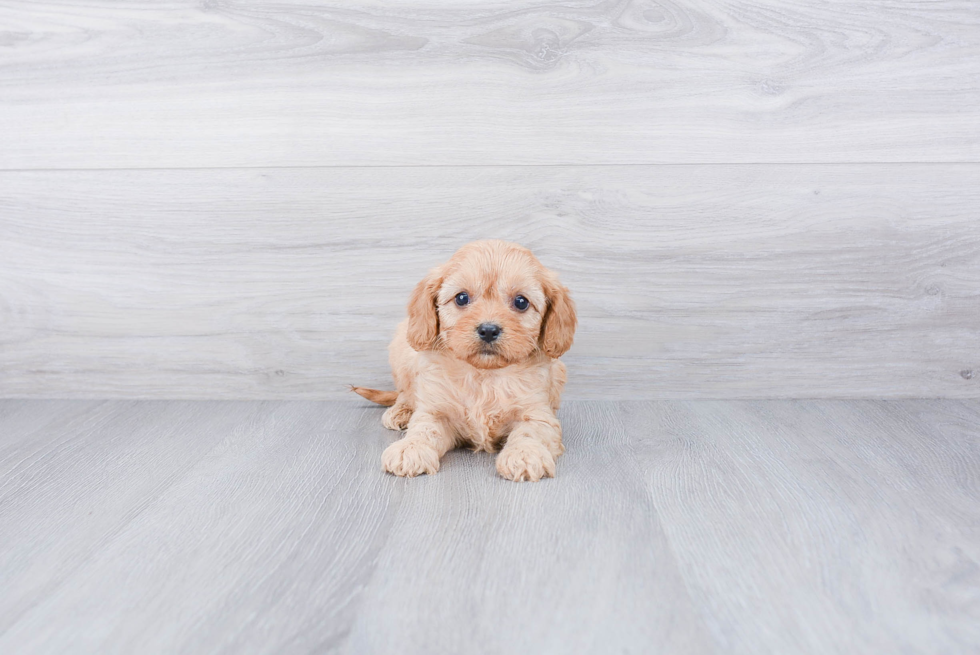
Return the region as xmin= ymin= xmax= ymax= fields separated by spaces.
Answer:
xmin=424 ymin=366 xmax=545 ymax=449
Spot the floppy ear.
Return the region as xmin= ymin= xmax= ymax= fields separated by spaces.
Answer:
xmin=406 ymin=269 xmax=443 ymax=351
xmin=539 ymin=272 xmax=577 ymax=359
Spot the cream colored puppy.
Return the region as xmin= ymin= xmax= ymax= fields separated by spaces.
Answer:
xmin=353 ymin=240 xmax=576 ymax=482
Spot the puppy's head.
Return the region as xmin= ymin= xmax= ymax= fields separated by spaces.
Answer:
xmin=406 ymin=240 xmax=576 ymax=369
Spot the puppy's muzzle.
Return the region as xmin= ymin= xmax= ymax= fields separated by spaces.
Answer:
xmin=477 ymin=323 xmax=502 ymax=344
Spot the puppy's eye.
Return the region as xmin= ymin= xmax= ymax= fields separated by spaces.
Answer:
xmin=513 ymin=295 xmax=529 ymax=312
xmin=454 ymin=292 xmax=469 ymax=307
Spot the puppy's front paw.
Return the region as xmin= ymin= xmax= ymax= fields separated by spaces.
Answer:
xmin=496 ymin=441 xmax=556 ymax=482
xmin=382 ymin=403 xmax=413 ymax=431
xmin=382 ymin=438 xmax=441 ymax=477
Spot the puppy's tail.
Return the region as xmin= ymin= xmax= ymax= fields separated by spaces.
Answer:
xmin=350 ymin=385 xmax=398 ymax=407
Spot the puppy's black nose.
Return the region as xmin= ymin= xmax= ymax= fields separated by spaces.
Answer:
xmin=477 ymin=323 xmax=502 ymax=343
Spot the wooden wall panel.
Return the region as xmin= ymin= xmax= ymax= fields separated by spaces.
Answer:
xmin=2 ymin=164 xmax=977 ymax=399
xmin=0 ymin=0 xmax=978 ymax=168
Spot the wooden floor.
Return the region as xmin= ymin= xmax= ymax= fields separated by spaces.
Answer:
xmin=2 ymin=399 xmax=978 ymax=654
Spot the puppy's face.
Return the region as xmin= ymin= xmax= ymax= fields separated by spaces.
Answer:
xmin=435 ymin=249 xmax=546 ymax=369
xmin=406 ymin=241 xmax=576 ymax=369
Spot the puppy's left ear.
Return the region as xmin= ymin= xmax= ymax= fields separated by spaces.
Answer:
xmin=539 ymin=271 xmax=577 ymax=359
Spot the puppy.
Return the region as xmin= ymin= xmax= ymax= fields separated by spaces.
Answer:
xmin=353 ymin=240 xmax=576 ymax=482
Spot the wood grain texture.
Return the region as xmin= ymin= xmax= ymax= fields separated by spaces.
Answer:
xmin=0 ymin=399 xmax=978 ymax=653
xmin=629 ymin=399 xmax=980 ymax=653
xmin=1 ymin=0 xmax=978 ymax=168
xmin=345 ymin=400 xmax=711 ymax=653
xmin=1 ymin=164 xmax=977 ymax=399
xmin=0 ymin=401 xmax=400 ymax=653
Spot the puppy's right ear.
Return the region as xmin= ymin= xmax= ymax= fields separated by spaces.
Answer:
xmin=406 ymin=269 xmax=443 ymax=351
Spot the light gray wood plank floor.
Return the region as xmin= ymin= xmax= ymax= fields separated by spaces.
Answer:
xmin=1 ymin=399 xmax=977 ymax=654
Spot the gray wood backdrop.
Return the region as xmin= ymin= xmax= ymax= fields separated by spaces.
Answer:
xmin=1 ymin=0 xmax=978 ymax=399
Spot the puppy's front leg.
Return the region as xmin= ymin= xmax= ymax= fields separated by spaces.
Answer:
xmin=382 ymin=412 xmax=454 ymax=477
xmin=496 ymin=413 xmax=564 ymax=482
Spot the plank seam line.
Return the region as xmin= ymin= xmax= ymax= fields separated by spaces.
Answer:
xmin=1 ymin=161 xmax=980 ymax=173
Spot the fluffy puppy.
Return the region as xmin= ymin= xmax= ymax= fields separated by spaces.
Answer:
xmin=353 ymin=240 xmax=576 ymax=482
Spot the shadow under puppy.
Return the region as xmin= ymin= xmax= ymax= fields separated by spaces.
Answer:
xmin=353 ymin=240 xmax=576 ymax=482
